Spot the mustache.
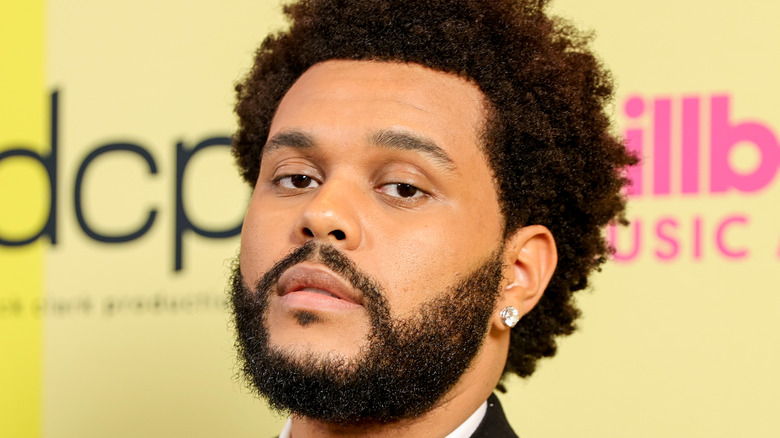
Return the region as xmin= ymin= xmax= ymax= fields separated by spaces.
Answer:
xmin=245 ymin=241 xmax=388 ymax=318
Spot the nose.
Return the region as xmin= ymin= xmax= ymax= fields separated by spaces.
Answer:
xmin=295 ymin=179 xmax=362 ymax=250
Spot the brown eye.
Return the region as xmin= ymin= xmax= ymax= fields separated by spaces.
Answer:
xmin=290 ymin=175 xmax=313 ymax=188
xmin=395 ymin=183 xmax=418 ymax=198
xmin=378 ymin=182 xmax=425 ymax=199
xmin=277 ymin=174 xmax=319 ymax=190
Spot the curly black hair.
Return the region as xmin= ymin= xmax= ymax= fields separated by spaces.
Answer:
xmin=233 ymin=0 xmax=637 ymax=383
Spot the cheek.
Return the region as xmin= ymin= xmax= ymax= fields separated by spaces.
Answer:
xmin=238 ymin=211 xmax=263 ymax=285
xmin=239 ymin=197 xmax=290 ymax=285
xmin=368 ymin=211 xmax=501 ymax=314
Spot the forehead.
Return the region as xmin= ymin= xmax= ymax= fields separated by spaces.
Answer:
xmin=266 ymin=60 xmax=490 ymax=167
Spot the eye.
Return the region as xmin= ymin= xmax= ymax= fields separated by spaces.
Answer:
xmin=275 ymin=174 xmax=320 ymax=190
xmin=378 ymin=183 xmax=425 ymax=199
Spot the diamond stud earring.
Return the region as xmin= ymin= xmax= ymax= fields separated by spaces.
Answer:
xmin=500 ymin=306 xmax=520 ymax=328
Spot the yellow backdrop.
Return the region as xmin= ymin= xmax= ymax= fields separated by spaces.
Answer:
xmin=1 ymin=0 xmax=778 ymax=436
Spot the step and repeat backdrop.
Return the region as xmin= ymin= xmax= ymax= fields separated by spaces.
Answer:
xmin=2 ymin=1 xmax=779 ymax=437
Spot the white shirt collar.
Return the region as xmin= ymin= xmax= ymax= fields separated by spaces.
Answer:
xmin=443 ymin=399 xmax=488 ymax=438
xmin=278 ymin=399 xmax=488 ymax=438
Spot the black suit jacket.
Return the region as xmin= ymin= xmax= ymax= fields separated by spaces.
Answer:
xmin=469 ymin=393 xmax=519 ymax=438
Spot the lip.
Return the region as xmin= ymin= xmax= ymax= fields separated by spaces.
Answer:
xmin=276 ymin=263 xmax=364 ymax=310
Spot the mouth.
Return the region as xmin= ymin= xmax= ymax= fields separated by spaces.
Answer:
xmin=298 ymin=287 xmax=341 ymax=299
xmin=276 ymin=263 xmax=364 ymax=310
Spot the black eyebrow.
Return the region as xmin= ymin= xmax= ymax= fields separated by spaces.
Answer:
xmin=369 ymin=129 xmax=456 ymax=171
xmin=264 ymin=128 xmax=457 ymax=172
xmin=264 ymin=130 xmax=315 ymax=152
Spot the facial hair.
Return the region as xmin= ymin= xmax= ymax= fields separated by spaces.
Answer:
xmin=229 ymin=241 xmax=504 ymax=425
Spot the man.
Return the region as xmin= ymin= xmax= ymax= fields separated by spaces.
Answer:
xmin=229 ymin=0 xmax=636 ymax=436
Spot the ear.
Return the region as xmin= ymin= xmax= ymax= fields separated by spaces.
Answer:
xmin=493 ymin=225 xmax=558 ymax=331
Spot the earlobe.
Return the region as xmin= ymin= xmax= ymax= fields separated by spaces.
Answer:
xmin=494 ymin=225 xmax=558 ymax=330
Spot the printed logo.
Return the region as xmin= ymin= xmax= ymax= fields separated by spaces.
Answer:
xmin=0 ymin=91 xmax=242 ymax=271
xmin=609 ymin=93 xmax=780 ymax=262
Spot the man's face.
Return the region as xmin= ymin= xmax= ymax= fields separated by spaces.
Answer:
xmin=235 ymin=60 xmax=508 ymax=421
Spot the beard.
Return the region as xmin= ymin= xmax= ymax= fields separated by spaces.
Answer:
xmin=229 ymin=240 xmax=504 ymax=425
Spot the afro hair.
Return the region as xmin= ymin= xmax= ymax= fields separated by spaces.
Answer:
xmin=233 ymin=0 xmax=637 ymax=384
